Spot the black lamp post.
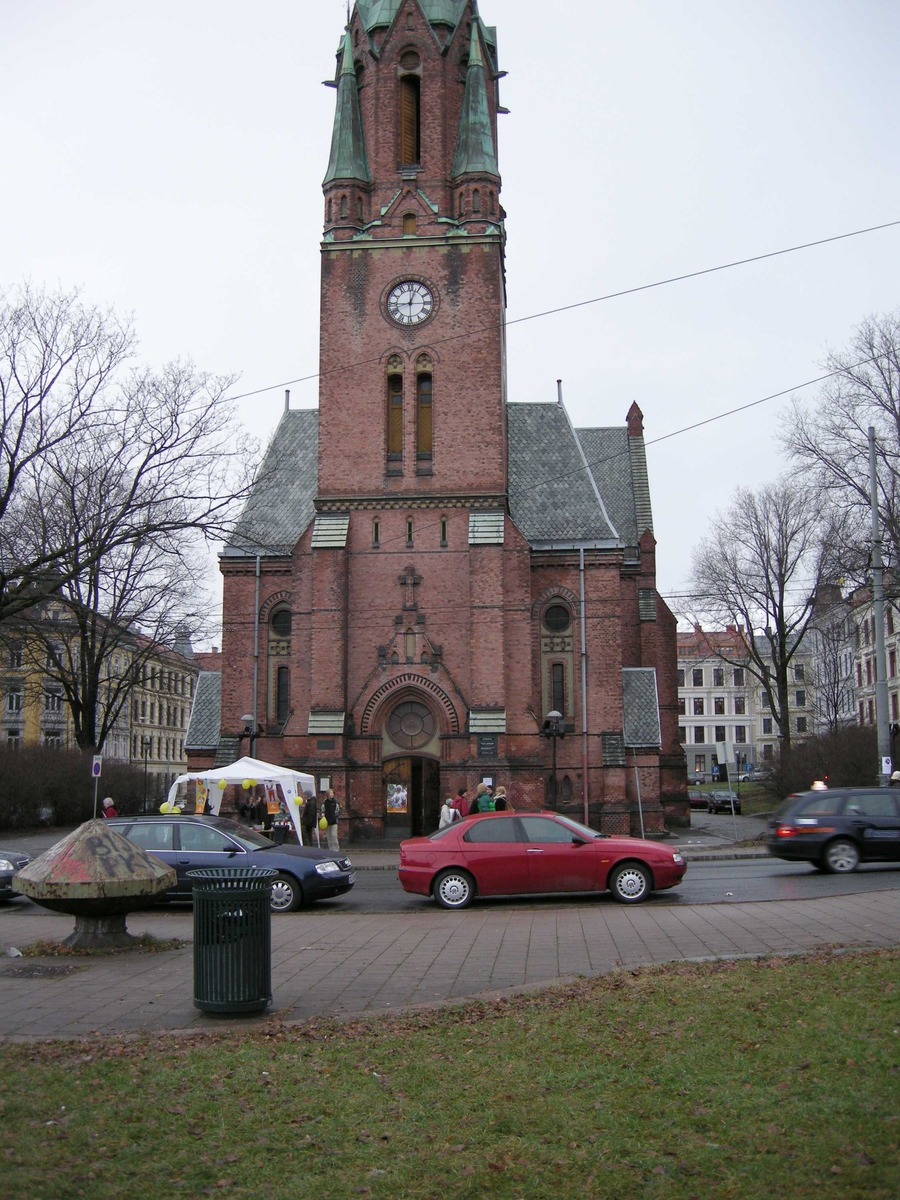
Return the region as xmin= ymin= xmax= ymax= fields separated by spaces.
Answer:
xmin=542 ymin=710 xmax=566 ymax=808
xmin=140 ymin=736 xmax=151 ymax=809
xmin=241 ymin=713 xmax=263 ymax=757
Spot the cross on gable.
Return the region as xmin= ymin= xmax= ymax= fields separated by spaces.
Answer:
xmin=398 ymin=565 xmax=423 ymax=610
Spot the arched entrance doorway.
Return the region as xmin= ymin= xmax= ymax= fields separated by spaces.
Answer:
xmin=382 ymin=700 xmax=441 ymax=839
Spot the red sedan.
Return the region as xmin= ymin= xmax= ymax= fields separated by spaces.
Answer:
xmin=398 ymin=811 xmax=686 ymax=908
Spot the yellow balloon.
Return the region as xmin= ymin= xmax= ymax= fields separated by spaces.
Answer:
xmin=217 ymin=779 xmax=227 ymax=790
xmin=249 ymin=779 xmax=257 ymax=787
xmin=242 ymin=779 xmax=251 ymax=790
xmin=159 ymin=801 xmax=171 ymax=813
xmin=318 ymin=816 xmax=328 ymax=830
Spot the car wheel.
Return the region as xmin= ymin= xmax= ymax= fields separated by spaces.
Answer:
xmin=609 ymin=862 xmax=652 ymax=904
xmin=822 ymin=839 xmax=860 ymax=874
xmin=433 ymin=869 xmax=475 ymax=910
xmin=270 ymin=873 xmax=304 ymax=912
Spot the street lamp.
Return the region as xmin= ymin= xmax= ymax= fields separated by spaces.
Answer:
xmin=241 ymin=713 xmax=263 ymax=757
xmin=542 ymin=710 xmax=566 ymax=808
xmin=140 ymin=736 xmax=152 ymax=809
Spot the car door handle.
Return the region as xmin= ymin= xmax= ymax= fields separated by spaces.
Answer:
xmin=177 ymin=858 xmax=192 ymax=864
xmin=526 ymin=848 xmax=544 ymax=854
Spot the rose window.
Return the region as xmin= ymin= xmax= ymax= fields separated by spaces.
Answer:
xmin=388 ymin=701 xmax=436 ymax=750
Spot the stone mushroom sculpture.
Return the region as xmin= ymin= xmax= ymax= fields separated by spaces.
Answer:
xmin=13 ymin=820 xmax=176 ymax=950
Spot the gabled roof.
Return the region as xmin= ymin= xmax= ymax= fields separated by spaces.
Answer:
xmin=507 ymin=404 xmax=619 ymax=546
xmin=225 ymin=409 xmax=318 ymax=556
xmin=576 ymin=427 xmax=644 ymax=546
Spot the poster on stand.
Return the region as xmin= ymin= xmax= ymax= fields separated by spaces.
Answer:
xmin=387 ymin=782 xmax=408 ymax=814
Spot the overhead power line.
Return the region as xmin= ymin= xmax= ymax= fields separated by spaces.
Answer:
xmin=224 ymin=218 xmax=900 ymax=403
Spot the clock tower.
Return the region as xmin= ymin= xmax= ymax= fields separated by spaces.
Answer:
xmin=212 ymin=0 xmax=683 ymax=842
xmin=317 ymin=0 xmax=506 ymax=500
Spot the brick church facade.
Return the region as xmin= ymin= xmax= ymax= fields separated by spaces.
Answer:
xmin=188 ymin=0 xmax=687 ymax=840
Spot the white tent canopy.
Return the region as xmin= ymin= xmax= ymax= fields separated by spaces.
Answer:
xmin=166 ymin=756 xmax=316 ymax=843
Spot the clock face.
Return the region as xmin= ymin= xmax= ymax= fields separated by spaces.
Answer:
xmin=386 ymin=280 xmax=435 ymax=327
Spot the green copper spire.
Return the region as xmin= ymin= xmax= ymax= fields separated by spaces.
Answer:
xmin=323 ymin=32 xmax=370 ymax=186
xmin=452 ymin=23 xmax=498 ymax=179
xmin=356 ymin=1 xmax=466 ymax=33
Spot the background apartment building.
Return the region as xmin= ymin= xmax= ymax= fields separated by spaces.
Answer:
xmin=677 ymin=626 xmax=753 ymax=779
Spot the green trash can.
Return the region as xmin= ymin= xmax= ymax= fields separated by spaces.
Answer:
xmin=188 ymin=867 xmax=277 ymax=1015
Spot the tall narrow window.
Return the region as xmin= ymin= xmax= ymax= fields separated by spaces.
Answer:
xmin=357 ymin=196 xmax=364 ymax=221
xmin=458 ymin=192 xmax=464 ymax=216
xmin=373 ymin=519 xmax=381 ymax=547
xmin=403 ymin=212 xmax=417 ymax=235
xmin=551 ymin=663 xmax=565 ymax=717
xmin=406 ymin=518 xmax=414 ymax=545
xmin=399 ymin=76 xmax=420 ymax=164
xmin=416 ymin=373 xmax=433 ymax=458
xmin=405 ymin=630 xmax=415 ymax=660
xmin=326 ymin=198 xmax=332 ymax=222
xmin=387 ymin=372 xmax=403 ymax=462
xmin=340 ymin=194 xmax=348 ymax=217
xmin=489 ymin=191 xmax=496 ymax=214
xmin=276 ymin=667 xmax=290 ymax=724
xmin=440 ymin=518 xmax=448 ymax=546
xmin=473 ymin=188 xmax=481 ymax=213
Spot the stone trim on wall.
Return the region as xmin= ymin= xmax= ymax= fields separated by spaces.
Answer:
xmin=360 ymin=673 xmax=460 ymax=736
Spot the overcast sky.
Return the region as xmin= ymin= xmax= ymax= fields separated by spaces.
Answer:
xmin=3 ymin=0 xmax=899 ymax=631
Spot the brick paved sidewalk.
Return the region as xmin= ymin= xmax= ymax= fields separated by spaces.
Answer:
xmin=1 ymin=889 xmax=897 ymax=1040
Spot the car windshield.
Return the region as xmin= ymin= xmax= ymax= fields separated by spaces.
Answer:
xmin=553 ymin=815 xmax=607 ymax=840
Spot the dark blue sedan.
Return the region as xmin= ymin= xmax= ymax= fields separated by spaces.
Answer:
xmin=0 ymin=850 xmax=31 ymax=901
xmin=108 ymin=815 xmax=354 ymax=911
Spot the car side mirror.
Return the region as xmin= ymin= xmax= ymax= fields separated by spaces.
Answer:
xmin=571 ymin=837 xmax=589 ymax=846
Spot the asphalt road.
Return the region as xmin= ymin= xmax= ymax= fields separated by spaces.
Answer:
xmin=3 ymin=857 xmax=899 ymax=920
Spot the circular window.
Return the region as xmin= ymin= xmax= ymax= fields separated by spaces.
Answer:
xmin=271 ymin=609 xmax=292 ymax=637
xmin=388 ymin=701 xmax=436 ymax=750
xmin=400 ymin=50 xmax=421 ymax=70
xmin=543 ymin=604 xmax=570 ymax=633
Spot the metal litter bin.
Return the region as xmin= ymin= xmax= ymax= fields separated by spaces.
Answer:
xmin=188 ymin=867 xmax=277 ymax=1014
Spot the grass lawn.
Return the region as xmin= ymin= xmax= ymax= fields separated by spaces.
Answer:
xmin=1 ymin=950 xmax=898 ymax=1199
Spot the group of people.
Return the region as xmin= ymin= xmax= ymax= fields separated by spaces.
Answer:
xmin=300 ymin=789 xmax=341 ymax=850
xmin=439 ymin=783 xmax=511 ymax=828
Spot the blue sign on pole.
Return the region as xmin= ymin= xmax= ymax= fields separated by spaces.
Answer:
xmin=92 ymin=756 xmax=102 ymax=778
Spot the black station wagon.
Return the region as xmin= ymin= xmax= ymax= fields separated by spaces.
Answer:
xmin=766 ymin=788 xmax=900 ymax=873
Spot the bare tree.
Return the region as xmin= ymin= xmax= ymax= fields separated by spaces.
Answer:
xmin=782 ymin=309 xmax=900 ymax=574
xmin=689 ymin=479 xmax=837 ymax=750
xmin=5 ymin=359 xmax=258 ymax=750
xmin=0 ymin=284 xmax=138 ymax=621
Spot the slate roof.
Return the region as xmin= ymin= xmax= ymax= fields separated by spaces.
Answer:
xmin=225 ymin=409 xmax=318 ymax=556
xmin=622 ymin=668 xmax=662 ymax=747
xmin=357 ymin=0 xmax=466 ymax=32
xmin=228 ymin=403 xmax=647 ymax=556
xmin=507 ymin=404 xmax=619 ymax=546
xmin=185 ymin=672 xmax=222 ymax=753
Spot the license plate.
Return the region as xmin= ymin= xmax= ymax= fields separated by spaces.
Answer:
xmin=348 ymin=872 xmax=356 ymax=885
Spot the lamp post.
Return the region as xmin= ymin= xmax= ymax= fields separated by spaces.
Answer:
xmin=241 ymin=713 xmax=263 ymax=758
xmin=140 ymin=736 xmax=151 ymax=809
xmin=542 ymin=710 xmax=566 ymax=808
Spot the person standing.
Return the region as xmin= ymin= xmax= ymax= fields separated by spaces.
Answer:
xmin=470 ymin=783 xmax=492 ymax=815
xmin=439 ymin=797 xmax=457 ymax=829
xmin=450 ymin=788 xmax=469 ymax=819
xmin=493 ymin=787 xmax=511 ymax=811
xmin=301 ymin=792 xmax=317 ymax=845
xmin=323 ymin=789 xmax=340 ymax=851
xmin=100 ymin=797 xmax=118 ymax=818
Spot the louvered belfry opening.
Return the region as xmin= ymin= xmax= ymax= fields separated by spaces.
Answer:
xmin=416 ymin=373 xmax=432 ymax=457
xmin=399 ymin=76 xmax=421 ymax=165
xmin=387 ymin=370 xmax=403 ymax=466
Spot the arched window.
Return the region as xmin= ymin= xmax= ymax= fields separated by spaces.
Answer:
xmin=403 ymin=212 xmax=417 ymax=235
xmin=489 ymin=191 xmax=496 ymax=214
xmin=561 ymin=775 xmax=572 ymax=803
xmin=326 ymin=197 xmax=332 ymax=222
xmin=276 ymin=666 xmax=290 ymax=725
xmin=458 ymin=192 xmax=464 ymax=217
xmin=473 ymin=188 xmax=481 ymax=213
xmin=340 ymin=194 xmax=348 ymax=217
xmin=416 ymin=354 xmax=433 ymax=460
xmin=399 ymin=76 xmax=421 ymax=164
xmin=387 ymin=362 xmax=403 ymax=465
xmin=357 ymin=196 xmax=364 ymax=221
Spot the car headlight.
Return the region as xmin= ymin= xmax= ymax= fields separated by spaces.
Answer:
xmin=0 ymin=859 xmax=14 ymax=872
xmin=315 ymin=861 xmax=341 ymax=875
xmin=672 ymin=853 xmax=685 ymax=864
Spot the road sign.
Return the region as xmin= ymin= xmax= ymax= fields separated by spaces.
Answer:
xmin=91 ymin=756 xmax=102 ymax=778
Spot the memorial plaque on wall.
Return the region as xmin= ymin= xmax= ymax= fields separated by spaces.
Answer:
xmin=477 ymin=735 xmax=498 ymax=758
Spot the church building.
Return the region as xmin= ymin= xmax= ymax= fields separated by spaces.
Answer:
xmin=190 ymin=0 xmax=686 ymax=839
